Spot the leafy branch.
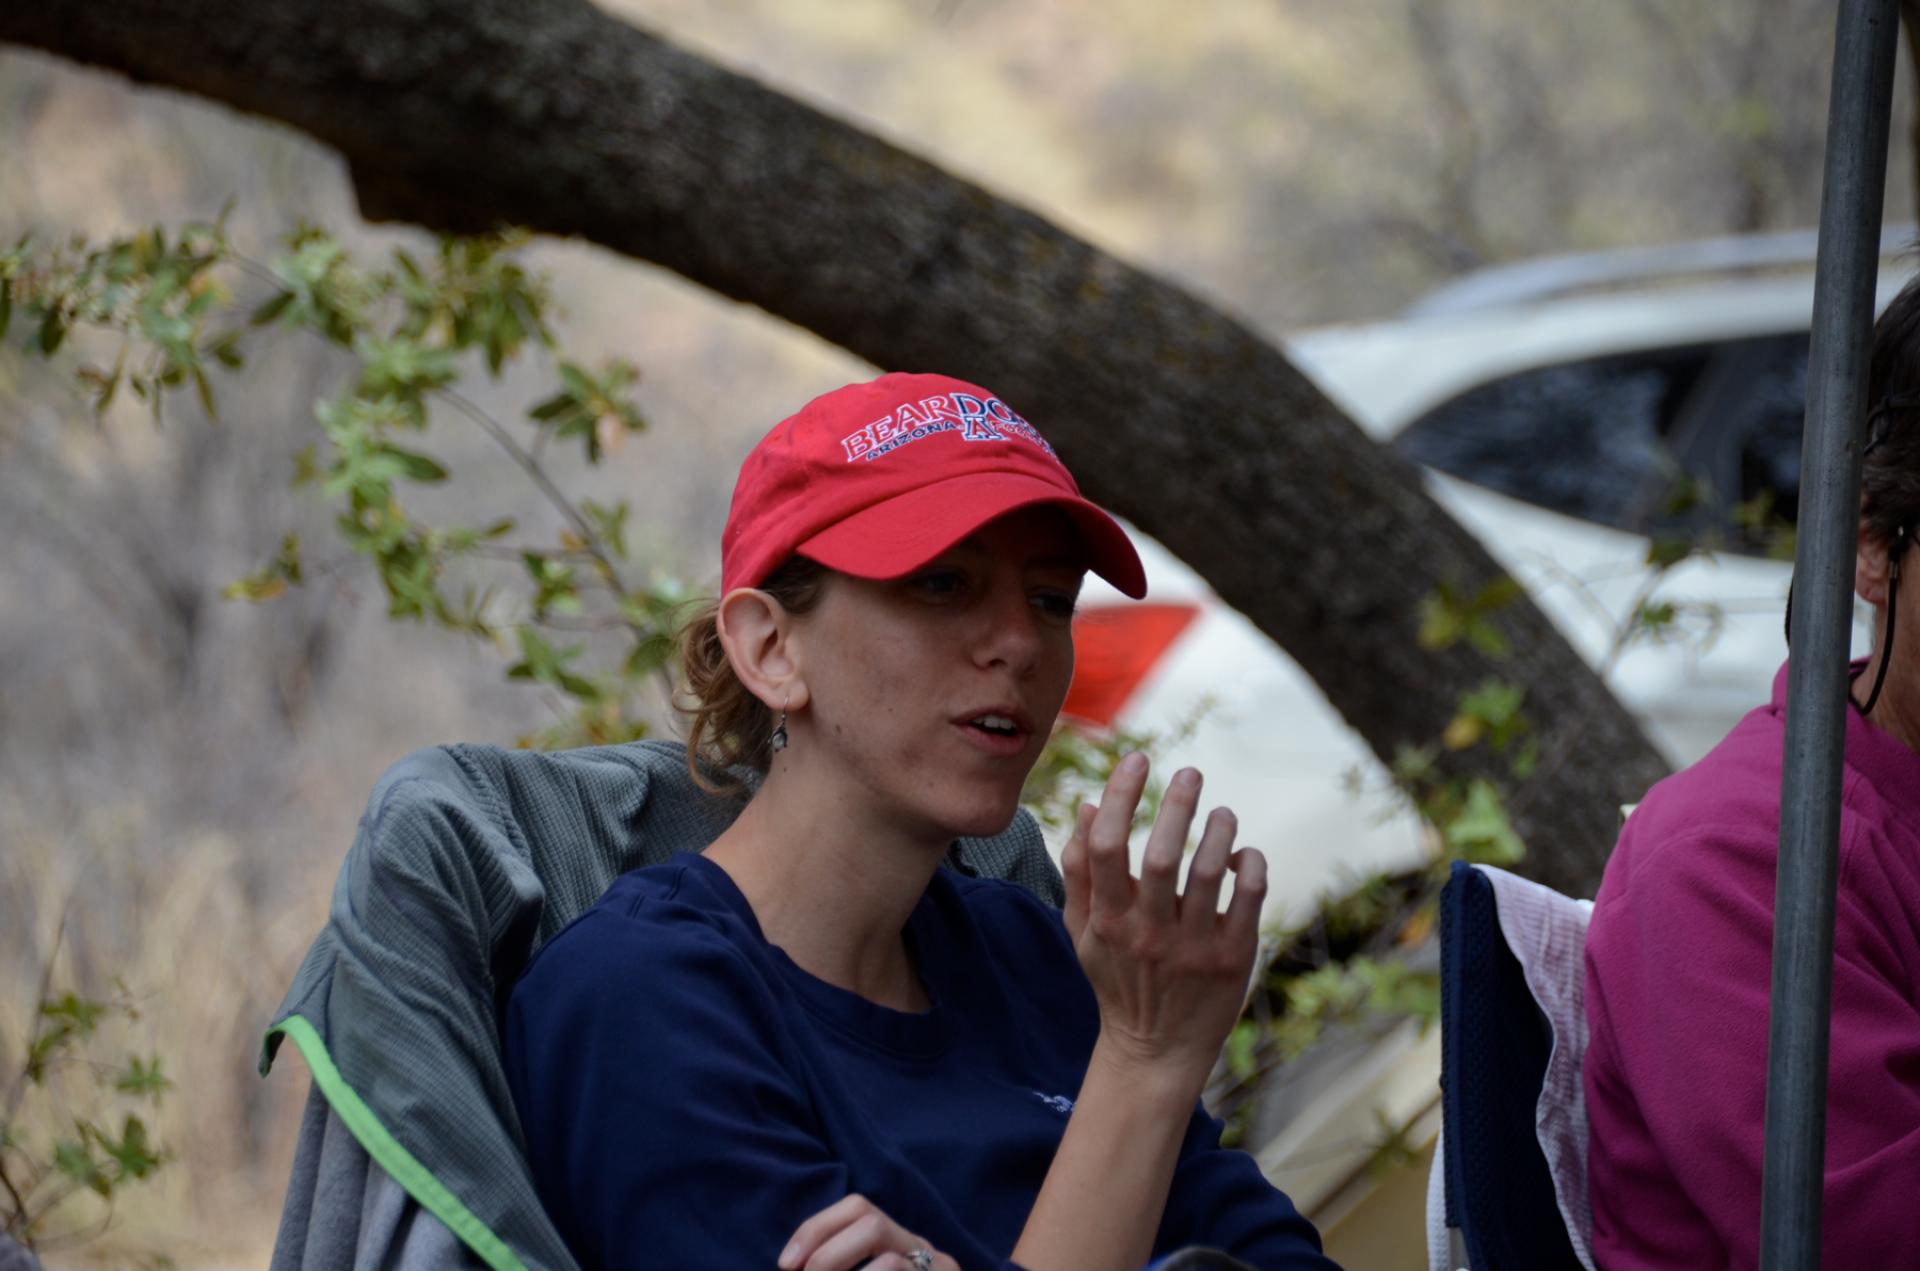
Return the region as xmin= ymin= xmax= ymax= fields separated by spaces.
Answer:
xmin=2 ymin=943 xmax=172 ymax=1252
xmin=6 ymin=216 xmax=681 ymax=749
xmin=1217 ymin=493 xmax=1790 ymax=1153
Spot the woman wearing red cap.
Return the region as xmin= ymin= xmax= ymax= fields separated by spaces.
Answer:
xmin=505 ymin=375 xmax=1337 ymax=1271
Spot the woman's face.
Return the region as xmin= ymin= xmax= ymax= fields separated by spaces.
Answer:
xmin=791 ymin=505 xmax=1086 ymax=842
xmin=1858 ymin=523 xmax=1920 ymax=746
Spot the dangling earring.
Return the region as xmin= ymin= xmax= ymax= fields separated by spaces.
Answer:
xmin=770 ymin=699 xmax=790 ymax=753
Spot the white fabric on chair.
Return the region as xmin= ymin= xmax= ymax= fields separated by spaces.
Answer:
xmin=1482 ymin=865 xmax=1596 ymax=1271
xmin=1425 ymin=1120 xmax=1455 ymax=1271
xmin=1425 ymin=864 xmax=1596 ymax=1271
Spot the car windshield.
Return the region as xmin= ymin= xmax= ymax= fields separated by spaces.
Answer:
xmin=1394 ymin=330 xmax=1809 ymax=554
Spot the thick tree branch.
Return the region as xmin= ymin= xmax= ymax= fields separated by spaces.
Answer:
xmin=0 ymin=0 xmax=1672 ymax=893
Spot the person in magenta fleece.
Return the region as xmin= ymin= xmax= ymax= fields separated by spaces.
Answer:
xmin=1583 ymin=275 xmax=1920 ymax=1270
xmin=504 ymin=374 xmax=1338 ymax=1271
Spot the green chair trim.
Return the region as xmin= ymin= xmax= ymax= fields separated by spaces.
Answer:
xmin=264 ymin=1014 xmax=528 ymax=1271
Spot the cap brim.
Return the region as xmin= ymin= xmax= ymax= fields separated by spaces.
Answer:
xmin=795 ymin=471 xmax=1148 ymax=600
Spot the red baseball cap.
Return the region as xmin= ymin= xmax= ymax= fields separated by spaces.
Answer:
xmin=721 ymin=373 xmax=1147 ymax=599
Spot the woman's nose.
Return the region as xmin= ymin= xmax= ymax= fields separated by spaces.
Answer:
xmin=974 ymin=579 xmax=1045 ymax=674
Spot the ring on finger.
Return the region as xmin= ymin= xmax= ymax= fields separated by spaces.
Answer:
xmin=905 ymin=1250 xmax=934 ymax=1271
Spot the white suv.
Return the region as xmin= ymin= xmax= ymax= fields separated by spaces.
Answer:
xmin=1074 ymin=231 xmax=1906 ymax=929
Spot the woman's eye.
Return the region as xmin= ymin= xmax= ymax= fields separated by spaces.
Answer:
xmin=910 ymin=569 xmax=967 ymax=598
xmin=1032 ymin=591 xmax=1078 ymax=621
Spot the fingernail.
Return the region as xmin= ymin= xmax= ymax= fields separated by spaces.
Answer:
xmin=1176 ymin=768 xmax=1200 ymax=791
xmin=778 ymin=1245 xmax=797 ymax=1269
xmin=1123 ymin=751 xmax=1147 ymax=775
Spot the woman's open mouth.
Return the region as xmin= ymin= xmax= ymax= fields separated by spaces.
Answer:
xmin=953 ymin=709 xmax=1033 ymax=756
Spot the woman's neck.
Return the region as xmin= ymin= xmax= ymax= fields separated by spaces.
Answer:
xmin=1857 ymin=645 xmax=1920 ymax=754
xmin=1853 ymin=574 xmax=1920 ymax=754
xmin=702 ymin=764 xmax=946 ymax=1012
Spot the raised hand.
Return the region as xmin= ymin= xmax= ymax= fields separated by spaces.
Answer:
xmin=1060 ymin=752 xmax=1268 ymax=1095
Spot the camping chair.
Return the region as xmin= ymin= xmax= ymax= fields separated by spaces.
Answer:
xmin=262 ymin=738 xmax=1064 ymax=1271
xmin=1428 ymin=861 xmax=1596 ymax=1271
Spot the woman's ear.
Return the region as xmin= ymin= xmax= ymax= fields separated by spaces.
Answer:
xmin=1856 ymin=517 xmax=1892 ymax=608
xmin=715 ymin=588 xmax=811 ymax=713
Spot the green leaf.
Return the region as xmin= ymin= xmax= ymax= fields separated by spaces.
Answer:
xmin=224 ymin=533 xmax=304 ymax=602
xmin=453 ymin=582 xmax=500 ymax=637
xmin=507 ymin=628 xmax=599 ymax=701
xmin=291 ymin=444 xmax=321 ymax=488
xmin=38 ymin=307 xmax=66 ymax=355
xmin=1463 ymin=620 xmax=1511 ymax=659
xmin=507 ymin=627 xmax=560 ymax=681
xmin=41 ymin=991 xmax=110 ymax=1035
xmin=382 ymin=550 xmax=442 ymax=622
xmin=1732 ymin=489 xmax=1775 ymax=532
xmin=581 ymin=499 xmax=631 ymax=560
xmin=355 ymin=334 xmax=457 ymax=399
xmin=1417 ymin=577 xmax=1517 ymax=655
xmin=137 ymin=304 xmax=196 ymax=358
xmin=1509 ymin=738 xmax=1542 ymax=780
xmin=557 ymin=670 xmax=601 ymax=699
xmin=1224 ymin=1020 xmax=1260 ymax=1080
xmin=1458 ymin=679 xmax=1525 ymax=729
xmin=558 ymin=361 xmax=595 ymax=399
xmin=95 ymin=343 xmax=129 ymax=416
xmin=1442 ymin=779 xmax=1526 ymax=865
xmin=381 ymin=444 xmax=449 ymax=483
xmin=1475 ymin=576 xmax=1523 ymax=611
xmin=1362 ymin=962 xmax=1441 ymax=1021
xmin=1389 ymin=743 xmax=1438 ymax=788
xmin=192 ymin=363 xmax=217 ymax=421
xmin=53 ymin=1137 xmax=100 ymax=1186
xmin=207 ymin=329 xmax=245 ymax=369
xmin=1662 ymin=476 xmax=1712 ymax=518
xmin=1647 ymin=537 xmax=1695 ymax=570
xmin=1416 ymin=593 xmax=1464 ymax=651
xmin=115 ymin=1053 xmax=174 ymax=1102
xmin=522 ymin=552 xmax=582 ymax=617
xmin=624 ymin=631 xmax=677 ymax=677
xmin=283 ymin=235 xmax=344 ymax=289
xmin=249 ymin=290 xmax=295 ymax=326
xmin=103 ymin=1114 xmax=163 ymax=1180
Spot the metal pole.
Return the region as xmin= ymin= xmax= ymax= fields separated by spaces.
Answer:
xmin=1761 ymin=1 xmax=1900 ymax=1266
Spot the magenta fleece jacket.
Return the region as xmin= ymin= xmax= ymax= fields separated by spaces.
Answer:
xmin=1584 ymin=660 xmax=1920 ymax=1269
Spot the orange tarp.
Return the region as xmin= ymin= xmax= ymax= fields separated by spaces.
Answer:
xmin=1061 ymin=603 xmax=1201 ymax=728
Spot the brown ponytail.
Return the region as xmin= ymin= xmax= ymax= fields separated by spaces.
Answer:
xmin=675 ymin=556 xmax=829 ymax=794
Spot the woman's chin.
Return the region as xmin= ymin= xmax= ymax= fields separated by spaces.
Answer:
xmin=929 ymin=788 xmax=1026 ymax=843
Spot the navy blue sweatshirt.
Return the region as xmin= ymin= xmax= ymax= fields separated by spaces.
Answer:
xmin=504 ymin=853 xmax=1335 ymax=1270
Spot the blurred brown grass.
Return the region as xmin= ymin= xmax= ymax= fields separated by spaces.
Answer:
xmin=2 ymin=805 xmax=328 ymax=1267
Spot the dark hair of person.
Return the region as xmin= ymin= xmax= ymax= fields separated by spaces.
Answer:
xmin=674 ymin=555 xmax=830 ymax=794
xmin=1864 ymin=273 xmax=1920 ymax=547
